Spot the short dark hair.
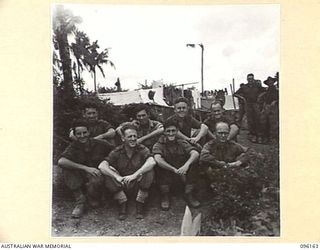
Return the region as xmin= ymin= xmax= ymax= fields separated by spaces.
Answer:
xmin=247 ymin=73 xmax=254 ymax=78
xmin=134 ymin=103 xmax=149 ymax=115
xmin=121 ymin=123 xmax=137 ymax=135
xmin=211 ymin=100 xmax=223 ymax=109
xmin=174 ymin=97 xmax=190 ymax=106
xmin=163 ymin=118 xmax=179 ymax=130
xmin=82 ymin=102 xmax=98 ymax=111
xmin=72 ymin=119 xmax=89 ymax=132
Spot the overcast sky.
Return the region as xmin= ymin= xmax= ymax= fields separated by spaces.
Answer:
xmin=58 ymin=4 xmax=279 ymax=92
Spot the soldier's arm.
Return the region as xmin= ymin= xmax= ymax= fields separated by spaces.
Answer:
xmin=192 ymin=124 xmax=208 ymax=143
xmin=98 ymin=160 xmax=123 ymax=183
xmin=228 ymin=143 xmax=250 ymax=167
xmin=184 ymin=150 xmax=199 ymax=169
xmin=154 ymin=154 xmax=177 ymax=174
xmin=234 ymin=93 xmax=246 ymax=102
xmin=133 ymin=156 xmax=156 ymax=177
xmin=138 ymin=123 xmax=164 ymax=143
xmin=58 ymin=157 xmax=101 ymax=177
xmin=227 ymin=124 xmax=239 ymax=141
xmin=94 ymin=128 xmax=116 ymax=140
xmin=200 ymin=143 xmax=226 ymax=168
xmin=176 ymin=130 xmax=191 ymax=141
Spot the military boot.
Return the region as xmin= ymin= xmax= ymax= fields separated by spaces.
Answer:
xmin=185 ymin=193 xmax=201 ymax=208
xmin=160 ymin=192 xmax=170 ymax=211
xmin=136 ymin=201 xmax=144 ymax=219
xmin=71 ymin=204 xmax=85 ymax=218
xmin=71 ymin=190 xmax=86 ymax=218
xmin=118 ymin=202 xmax=127 ymax=221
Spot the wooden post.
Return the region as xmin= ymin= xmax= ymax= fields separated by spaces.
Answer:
xmin=230 ymin=81 xmax=236 ymax=110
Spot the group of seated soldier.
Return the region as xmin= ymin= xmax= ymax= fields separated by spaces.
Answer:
xmin=58 ymin=97 xmax=252 ymax=220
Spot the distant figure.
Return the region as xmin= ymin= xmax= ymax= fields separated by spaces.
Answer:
xmin=58 ymin=119 xmax=114 ymax=218
xmin=216 ymin=90 xmax=226 ymax=107
xmin=234 ymin=73 xmax=265 ymax=143
xmin=98 ymin=124 xmax=156 ymax=220
xmin=236 ymin=83 xmax=246 ymax=122
xmin=259 ymin=76 xmax=279 ymax=143
xmin=153 ymin=119 xmax=201 ymax=210
xmin=115 ymin=77 xmax=121 ymax=92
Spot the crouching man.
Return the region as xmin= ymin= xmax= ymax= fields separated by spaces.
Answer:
xmin=58 ymin=119 xmax=114 ymax=218
xmin=98 ymin=124 xmax=156 ymax=220
xmin=153 ymin=119 xmax=201 ymax=211
xmin=200 ymin=121 xmax=253 ymax=192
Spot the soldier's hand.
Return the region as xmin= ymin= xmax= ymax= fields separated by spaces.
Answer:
xmin=228 ymin=161 xmax=242 ymax=168
xmin=132 ymin=120 xmax=140 ymax=127
xmin=86 ymin=167 xmax=101 ymax=177
xmin=122 ymin=174 xmax=137 ymax=185
xmin=176 ymin=165 xmax=189 ymax=176
xmin=188 ymin=138 xmax=198 ymax=145
xmin=137 ymin=138 xmax=143 ymax=144
xmin=115 ymin=176 xmax=124 ymax=184
xmin=218 ymin=161 xmax=227 ymax=168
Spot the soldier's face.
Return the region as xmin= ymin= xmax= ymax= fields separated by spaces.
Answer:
xmin=136 ymin=109 xmax=149 ymax=125
xmin=215 ymin=124 xmax=229 ymax=143
xmin=74 ymin=126 xmax=90 ymax=144
xmin=174 ymin=102 xmax=188 ymax=118
xmin=211 ymin=104 xmax=223 ymax=119
xmin=165 ymin=125 xmax=178 ymax=141
xmin=83 ymin=108 xmax=98 ymax=123
xmin=247 ymin=75 xmax=254 ymax=84
xmin=123 ymin=129 xmax=138 ymax=148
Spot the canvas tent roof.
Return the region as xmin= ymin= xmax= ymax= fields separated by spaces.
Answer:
xmin=98 ymin=87 xmax=169 ymax=107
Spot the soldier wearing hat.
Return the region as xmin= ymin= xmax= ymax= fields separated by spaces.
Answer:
xmin=259 ymin=76 xmax=279 ymax=143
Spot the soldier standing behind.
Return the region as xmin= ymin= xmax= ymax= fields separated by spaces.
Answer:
xmin=204 ymin=101 xmax=240 ymax=142
xmin=259 ymin=76 xmax=279 ymax=143
xmin=116 ymin=104 xmax=164 ymax=150
xmin=234 ymin=73 xmax=265 ymax=143
xmin=166 ymin=97 xmax=208 ymax=146
xmin=69 ymin=103 xmax=116 ymax=147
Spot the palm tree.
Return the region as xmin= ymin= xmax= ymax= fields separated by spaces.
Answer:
xmin=52 ymin=5 xmax=82 ymax=96
xmin=85 ymin=41 xmax=115 ymax=93
xmin=71 ymin=30 xmax=90 ymax=80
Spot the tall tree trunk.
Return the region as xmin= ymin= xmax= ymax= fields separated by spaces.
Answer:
xmin=57 ymin=33 xmax=74 ymax=97
xmin=93 ymin=69 xmax=97 ymax=93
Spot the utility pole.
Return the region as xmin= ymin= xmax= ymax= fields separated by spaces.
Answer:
xmin=186 ymin=43 xmax=204 ymax=94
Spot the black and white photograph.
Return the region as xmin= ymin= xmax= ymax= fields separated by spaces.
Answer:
xmin=52 ymin=3 xmax=280 ymax=237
